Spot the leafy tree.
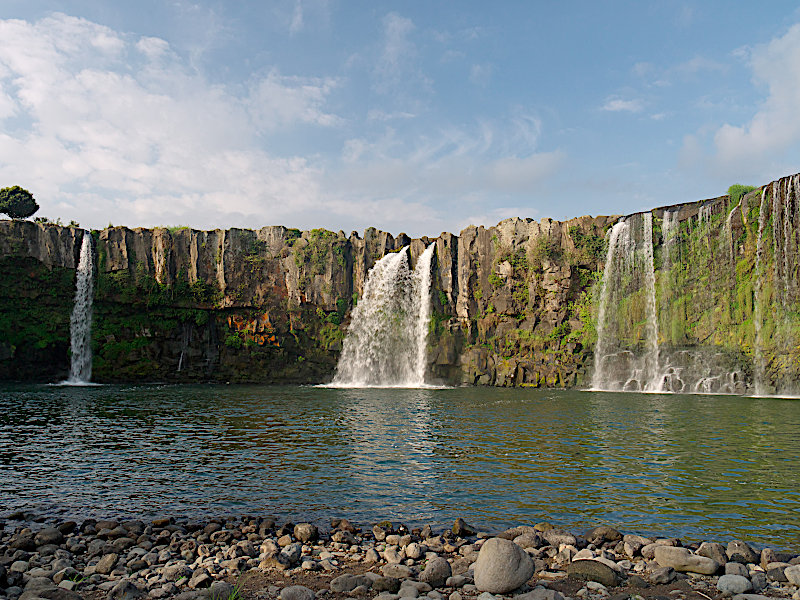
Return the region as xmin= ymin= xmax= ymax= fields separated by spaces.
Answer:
xmin=0 ymin=186 xmax=39 ymax=219
xmin=727 ymin=184 xmax=756 ymax=205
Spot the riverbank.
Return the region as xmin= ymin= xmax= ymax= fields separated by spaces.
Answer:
xmin=2 ymin=514 xmax=799 ymax=600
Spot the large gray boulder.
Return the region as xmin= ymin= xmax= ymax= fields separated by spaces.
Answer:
xmin=654 ymin=546 xmax=719 ymax=575
xmin=473 ymin=537 xmax=534 ymax=594
xmin=419 ymin=557 xmax=451 ymax=588
xmin=698 ymin=542 xmax=728 ymax=565
xmin=717 ymin=575 xmax=753 ymax=596
xmin=727 ymin=541 xmax=759 ymax=564
xmin=785 ymin=564 xmax=800 ymax=586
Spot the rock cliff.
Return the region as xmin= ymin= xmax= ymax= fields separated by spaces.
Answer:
xmin=1 ymin=171 xmax=798 ymax=390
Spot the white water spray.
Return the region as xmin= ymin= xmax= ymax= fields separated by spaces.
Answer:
xmin=411 ymin=244 xmax=436 ymax=383
xmin=753 ymin=187 xmax=769 ymax=395
xmin=67 ymin=232 xmax=94 ymax=384
xmin=331 ymin=244 xmax=436 ymax=387
xmin=642 ymin=213 xmax=660 ymax=389
xmin=591 ymin=219 xmax=627 ymax=391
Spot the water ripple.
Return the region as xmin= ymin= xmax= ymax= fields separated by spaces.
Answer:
xmin=1 ymin=384 xmax=800 ymax=549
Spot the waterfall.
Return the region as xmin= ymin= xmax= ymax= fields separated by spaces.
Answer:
xmin=753 ymin=186 xmax=769 ymax=395
xmin=722 ymin=204 xmax=737 ymax=280
xmin=592 ymin=211 xmax=747 ymax=394
xmin=592 ymin=215 xmax=660 ymax=391
xmin=698 ymin=203 xmax=713 ymax=228
xmin=660 ymin=210 xmax=680 ymax=346
xmin=752 ymin=178 xmax=800 ymax=395
xmin=331 ymin=244 xmax=436 ymax=387
xmin=642 ymin=213 xmax=660 ymax=389
xmin=67 ymin=232 xmax=94 ymax=384
xmin=411 ymin=244 xmax=436 ymax=383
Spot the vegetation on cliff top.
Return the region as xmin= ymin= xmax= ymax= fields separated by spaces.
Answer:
xmin=0 ymin=186 xmax=39 ymax=219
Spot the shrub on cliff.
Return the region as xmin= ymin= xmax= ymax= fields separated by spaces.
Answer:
xmin=727 ymin=184 xmax=756 ymax=205
xmin=0 ymin=186 xmax=39 ymax=219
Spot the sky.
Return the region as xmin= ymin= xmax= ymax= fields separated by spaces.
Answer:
xmin=1 ymin=2 xmax=800 ymax=237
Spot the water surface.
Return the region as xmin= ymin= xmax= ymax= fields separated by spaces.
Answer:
xmin=2 ymin=385 xmax=799 ymax=549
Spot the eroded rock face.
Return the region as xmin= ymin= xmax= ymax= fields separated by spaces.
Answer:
xmin=0 ymin=214 xmax=613 ymax=386
xmin=4 ymin=172 xmax=797 ymax=389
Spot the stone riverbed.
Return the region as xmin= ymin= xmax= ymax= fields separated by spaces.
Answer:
xmin=2 ymin=514 xmax=800 ymax=600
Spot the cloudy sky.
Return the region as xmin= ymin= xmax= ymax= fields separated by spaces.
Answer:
xmin=1 ymin=1 xmax=800 ymax=236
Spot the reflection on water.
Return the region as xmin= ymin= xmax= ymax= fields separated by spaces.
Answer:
xmin=1 ymin=384 xmax=799 ymax=549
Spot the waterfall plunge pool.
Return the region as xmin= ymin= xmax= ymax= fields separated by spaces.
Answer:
xmin=2 ymin=384 xmax=799 ymax=550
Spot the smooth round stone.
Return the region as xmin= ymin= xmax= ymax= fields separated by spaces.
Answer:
xmin=280 ymin=585 xmax=315 ymax=600
xmin=726 ymin=563 xmax=750 ymax=578
xmin=566 ymin=560 xmax=621 ymax=587
xmin=34 ymin=528 xmax=65 ymax=547
xmin=406 ymin=543 xmax=424 ymax=560
xmin=717 ymin=575 xmax=753 ymax=596
xmin=654 ymin=546 xmax=719 ymax=575
xmin=9 ymin=561 xmax=28 ymax=573
xmin=28 ymin=567 xmax=53 ymax=578
xmin=785 ymin=564 xmax=800 ymax=586
xmin=473 ymin=537 xmax=534 ymax=594
xmin=419 ymin=557 xmax=452 ymax=588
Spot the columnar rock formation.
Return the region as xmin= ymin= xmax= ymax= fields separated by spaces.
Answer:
xmin=0 ymin=171 xmax=798 ymax=390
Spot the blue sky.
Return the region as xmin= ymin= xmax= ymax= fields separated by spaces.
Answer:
xmin=2 ymin=1 xmax=800 ymax=236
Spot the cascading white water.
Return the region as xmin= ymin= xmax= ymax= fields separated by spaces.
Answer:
xmin=594 ymin=216 xmax=663 ymax=391
xmin=698 ymin=203 xmax=713 ymax=227
xmin=592 ymin=211 xmax=747 ymax=394
xmin=722 ymin=204 xmax=738 ymax=279
xmin=591 ymin=214 xmax=665 ymax=392
xmin=659 ymin=210 xmax=680 ymax=346
xmin=67 ymin=232 xmax=94 ymax=384
xmin=331 ymin=244 xmax=436 ymax=387
xmin=752 ymin=177 xmax=800 ymax=395
xmin=753 ymin=186 xmax=769 ymax=395
xmin=642 ymin=213 xmax=660 ymax=389
xmin=411 ymin=244 xmax=436 ymax=383
xmin=592 ymin=220 xmax=627 ymax=391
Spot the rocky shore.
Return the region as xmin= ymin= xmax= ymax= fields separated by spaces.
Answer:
xmin=2 ymin=514 xmax=800 ymax=600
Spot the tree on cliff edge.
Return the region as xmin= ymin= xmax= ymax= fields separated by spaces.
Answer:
xmin=0 ymin=186 xmax=39 ymax=219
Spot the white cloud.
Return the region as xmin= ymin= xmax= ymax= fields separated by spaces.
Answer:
xmin=469 ymin=63 xmax=492 ymax=86
xmin=248 ymin=70 xmax=340 ymax=130
xmin=366 ymin=109 xmax=416 ymax=122
xmin=290 ymin=0 xmax=304 ymax=34
xmin=601 ymin=97 xmax=644 ymax=113
xmin=681 ymin=22 xmax=800 ymax=178
xmin=0 ymin=12 xmax=566 ymax=237
xmin=375 ymin=13 xmax=415 ymax=86
xmin=0 ymin=13 xmax=340 ymax=230
xmin=327 ymin=116 xmax=565 ymax=222
xmin=373 ymin=12 xmax=431 ymax=103
xmin=672 ymin=56 xmax=726 ymax=75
